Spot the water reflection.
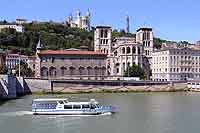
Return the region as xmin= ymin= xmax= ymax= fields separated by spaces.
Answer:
xmin=1 ymin=93 xmax=200 ymax=133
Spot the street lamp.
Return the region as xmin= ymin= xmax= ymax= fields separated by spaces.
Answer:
xmin=18 ymin=51 xmax=21 ymax=77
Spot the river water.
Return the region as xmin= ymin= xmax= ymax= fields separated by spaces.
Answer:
xmin=1 ymin=92 xmax=200 ymax=133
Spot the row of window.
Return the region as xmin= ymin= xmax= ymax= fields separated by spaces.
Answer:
xmin=100 ymin=30 xmax=108 ymax=38
xmin=143 ymin=41 xmax=151 ymax=47
xmin=142 ymin=32 xmax=151 ymax=40
xmin=121 ymin=47 xmax=140 ymax=54
xmin=34 ymin=103 xmax=57 ymax=109
xmin=170 ymin=56 xmax=200 ymax=60
xmin=64 ymin=104 xmax=97 ymax=110
xmin=169 ymin=51 xmax=200 ymax=55
xmin=41 ymin=67 xmax=106 ymax=77
xmin=145 ymin=50 xmax=151 ymax=56
xmin=41 ymin=57 xmax=104 ymax=63
xmin=153 ymin=56 xmax=200 ymax=62
xmin=153 ymin=68 xmax=200 ymax=73
xmin=100 ymin=39 xmax=109 ymax=45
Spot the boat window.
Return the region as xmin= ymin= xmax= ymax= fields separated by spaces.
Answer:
xmin=96 ymin=104 xmax=100 ymax=108
xmin=73 ymin=105 xmax=81 ymax=109
xmin=90 ymin=104 xmax=96 ymax=109
xmin=64 ymin=105 xmax=72 ymax=109
xmin=82 ymin=104 xmax=90 ymax=109
xmin=58 ymin=101 xmax=64 ymax=104
xmin=33 ymin=102 xmax=57 ymax=109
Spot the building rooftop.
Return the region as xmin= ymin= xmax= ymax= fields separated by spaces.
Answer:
xmin=96 ymin=26 xmax=112 ymax=29
xmin=153 ymin=47 xmax=199 ymax=53
xmin=16 ymin=18 xmax=27 ymax=21
xmin=39 ymin=50 xmax=107 ymax=56
xmin=137 ymin=27 xmax=152 ymax=32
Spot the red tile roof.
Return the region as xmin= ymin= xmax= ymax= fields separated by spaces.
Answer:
xmin=39 ymin=50 xmax=107 ymax=56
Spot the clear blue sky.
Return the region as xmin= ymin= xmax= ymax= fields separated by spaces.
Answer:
xmin=1 ymin=0 xmax=199 ymax=43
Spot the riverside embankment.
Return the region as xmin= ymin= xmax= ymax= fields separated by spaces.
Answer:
xmin=24 ymin=78 xmax=188 ymax=94
xmin=0 ymin=75 xmax=188 ymax=99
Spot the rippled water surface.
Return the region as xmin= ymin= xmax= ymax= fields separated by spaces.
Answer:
xmin=1 ymin=92 xmax=200 ymax=133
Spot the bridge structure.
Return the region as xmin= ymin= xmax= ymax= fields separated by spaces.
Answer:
xmin=0 ymin=75 xmax=26 ymax=99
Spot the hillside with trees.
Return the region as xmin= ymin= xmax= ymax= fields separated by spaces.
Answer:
xmin=0 ymin=22 xmax=193 ymax=55
xmin=0 ymin=22 xmax=94 ymax=55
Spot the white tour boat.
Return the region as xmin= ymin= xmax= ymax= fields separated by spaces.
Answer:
xmin=32 ymin=98 xmax=116 ymax=115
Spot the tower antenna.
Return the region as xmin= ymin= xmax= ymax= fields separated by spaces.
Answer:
xmin=125 ymin=15 xmax=130 ymax=33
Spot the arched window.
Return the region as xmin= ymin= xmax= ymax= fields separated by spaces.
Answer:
xmin=94 ymin=66 xmax=99 ymax=76
xmin=41 ymin=67 xmax=48 ymax=77
xmin=79 ymin=66 xmax=85 ymax=76
xmin=69 ymin=66 xmax=76 ymax=76
xmin=49 ymin=67 xmax=56 ymax=77
xmin=100 ymin=30 xmax=104 ymax=38
xmin=122 ymin=47 xmax=125 ymax=54
xmin=101 ymin=67 xmax=106 ymax=76
xmin=123 ymin=63 xmax=126 ymax=72
xmin=127 ymin=47 xmax=131 ymax=54
xmin=138 ymin=47 xmax=141 ymax=55
xmin=87 ymin=66 xmax=92 ymax=76
xmin=143 ymin=33 xmax=145 ymax=40
xmin=60 ymin=67 xmax=67 ymax=76
xmin=115 ymin=63 xmax=120 ymax=73
xmin=132 ymin=47 xmax=136 ymax=54
xmin=104 ymin=30 xmax=108 ymax=38
xmin=114 ymin=51 xmax=118 ymax=56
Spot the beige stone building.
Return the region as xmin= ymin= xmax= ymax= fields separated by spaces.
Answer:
xmin=94 ymin=26 xmax=112 ymax=54
xmin=16 ymin=18 xmax=27 ymax=25
xmin=107 ymin=37 xmax=144 ymax=76
xmin=0 ymin=24 xmax=24 ymax=33
xmin=152 ymin=47 xmax=200 ymax=81
xmin=35 ymin=40 xmax=107 ymax=79
xmin=66 ymin=9 xmax=91 ymax=31
xmin=0 ymin=19 xmax=25 ymax=33
xmin=94 ymin=26 xmax=153 ymax=77
xmin=136 ymin=28 xmax=154 ymax=58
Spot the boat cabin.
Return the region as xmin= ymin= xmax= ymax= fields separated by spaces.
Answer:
xmin=32 ymin=98 xmax=100 ymax=110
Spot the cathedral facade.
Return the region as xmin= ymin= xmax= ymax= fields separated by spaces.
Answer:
xmin=94 ymin=26 xmax=153 ymax=78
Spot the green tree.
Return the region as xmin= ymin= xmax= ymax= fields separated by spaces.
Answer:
xmin=14 ymin=61 xmax=35 ymax=77
xmin=112 ymin=29 xmax=135 ymax=39
xmin=0 ymin=65 xmax=8 ymax=74
xmin=0 ymin=23 xmax=94 ymax=55
xmin=154 ymin=38 xmax=167 ymax=49
xmin=124 ymin=64 xmax=146 ymax=79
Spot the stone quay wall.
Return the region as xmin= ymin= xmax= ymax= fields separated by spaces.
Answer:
xmin=24 ymin=78 xmax=188 ymax=93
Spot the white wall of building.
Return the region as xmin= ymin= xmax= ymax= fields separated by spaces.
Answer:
xmin=152 ymin=48 xmax=200 ymax=81
xmin=0 ymin=25 xmax=24 ymax=32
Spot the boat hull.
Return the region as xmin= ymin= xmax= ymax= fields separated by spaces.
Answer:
xmin=33 ymin=107 xmax=115 ymax=115
xmin=32 ymin=110 xmax=111 ymax=115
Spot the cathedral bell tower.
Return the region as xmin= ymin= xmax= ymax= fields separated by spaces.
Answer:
xmin=94 ymin=26 xmax=112 ymax=55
